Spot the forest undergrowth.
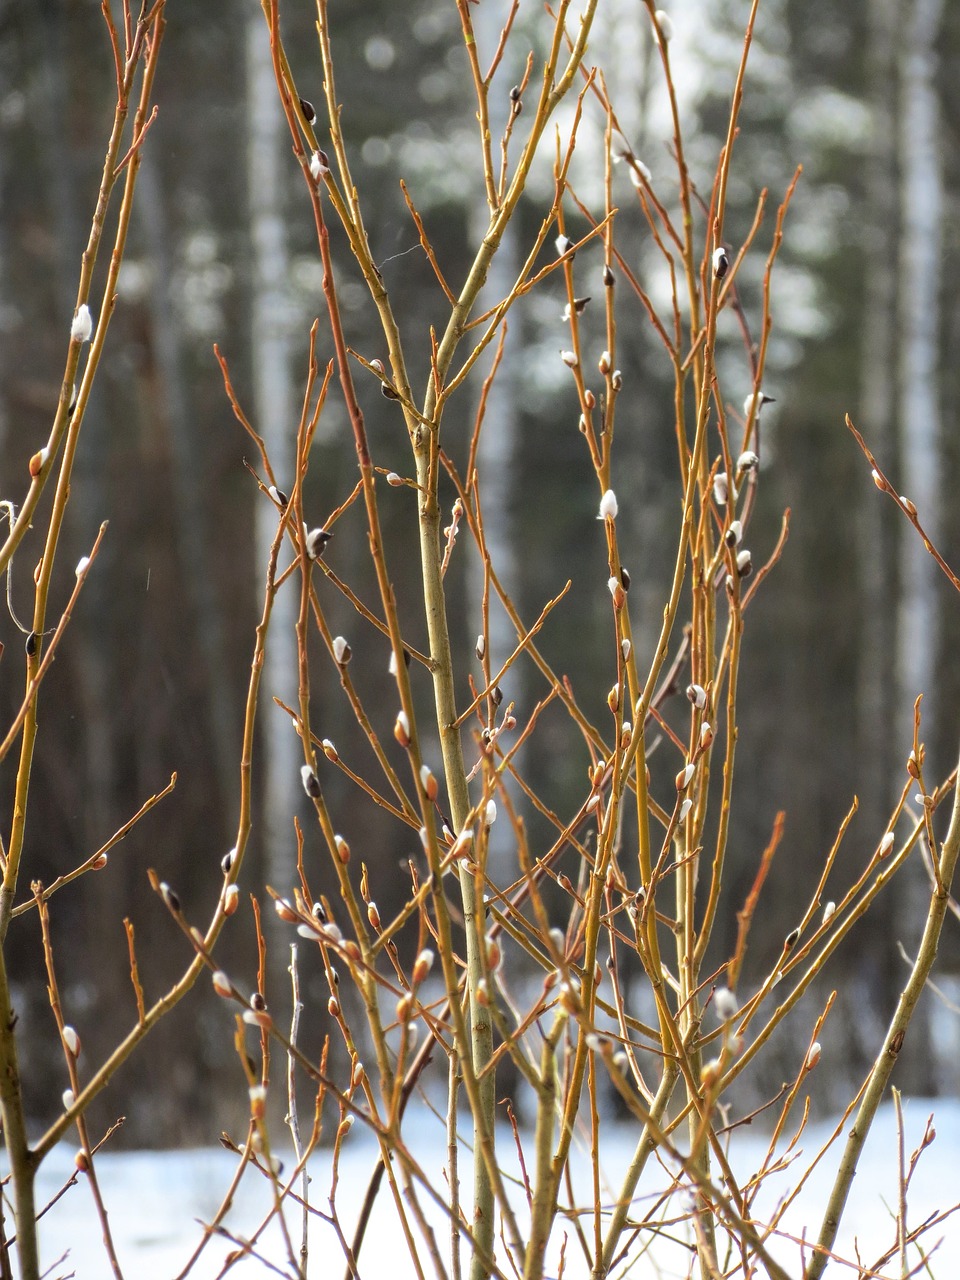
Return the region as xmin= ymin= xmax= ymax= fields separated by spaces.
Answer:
xmin=0 ymin=2 xmax=958 ymax=1277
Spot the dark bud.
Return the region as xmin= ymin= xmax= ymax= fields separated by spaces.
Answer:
xmin=620 ymin=567 xmax=630 ymax=591
xmin=305 ymin=527 xmax=332 ymax=560
xmin=602 ymin=265 xmax=615 ymax=288
xmin=250 ymin=991 xmax=267 ymax=1013
xmin=784 ymin=926 xmax=800 ymax=950
xmin=509 ymin=85 xmax=521 ymax=103
xmin=572 ymin=296 xmax=591 ymax=315
xmin=381 ymin=382 xmax=401 ymax=400
xmin=332 ymin=636 xmax=352 ymax=665
xmin=491 ymin=684 xmax=503 ymax=708
xmin=160 ymin=882 xmax=181 ymax=913
xmin=686 ymin=683 xmax=707 ymax=709
xmin=25 ymin=631 xmax=37 ymax=657
xmin=712 ymin=246 xmax=730 ymax=279
xmin=312 ymin=900 xmax=327 ymax=922
xmin=301 ymin=764 xmax=322 ymax=798
xmin=299 ymin=97 xmax=316 ymax=124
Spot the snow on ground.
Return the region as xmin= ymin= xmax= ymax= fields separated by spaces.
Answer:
xmin=24 ymin=1098 xmax=960 ymax=1278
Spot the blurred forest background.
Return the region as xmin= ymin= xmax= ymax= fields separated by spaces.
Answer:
xmin=1 ymin=0 xmax=959 ymax=1146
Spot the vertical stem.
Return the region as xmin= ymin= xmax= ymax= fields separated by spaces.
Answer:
xmin=806 ymin=738 xmax=960 ymax=1280
xmin=522 ymin=1018 xmax=560 ymax=1280
xmin=0 ymin=946 xmax=38 ymax=1280
xmin=598 ymin=1062 xmax=680 ymax=1274
xmin=0 ymin=11 xmax=166 ymax=941
xmin=448 ymin=1057 xmax=463 ymax=1280
xmin=414 ymin=441 xmax=497 ymax=1279
xmin=288 ymin=944 xmax=308 ymax=1273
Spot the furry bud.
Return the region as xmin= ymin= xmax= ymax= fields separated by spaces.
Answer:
xmin=598 ymin=489 xmax=618 ymax=521
xmin=412 ymin=949 xmax=434 ymax=985
xmin=686 ymin=683 xmax=707 ymax=709
xmin=420 ymin=764 xmax=439 ymax=802
xmin=301 ymin=764 xmax=321 ymax=798
xmin=304 ymin=527 xmax=332 ymax=560
xmin=654 ymin=9 xmax=674 ymax=41
xmin=160 ymin=882 xmax=180 ymax=913
xmin=71 ymin=304 xmax=94 ymax=343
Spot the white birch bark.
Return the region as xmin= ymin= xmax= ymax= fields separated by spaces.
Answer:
xmin=893 ymin=0 xmax=944 ymax=1093
xmin=467 ymin=6 xmax=521 ymax=890
xmin=246 ymin=0 xmax=300 ymax=897
xmin=857 ymin=0 xmax=899 ymax=818
xmin=849 ymin=0 xmax=927 ymax=1094
xmin=896 ymin=0 xmax=944 ymax=745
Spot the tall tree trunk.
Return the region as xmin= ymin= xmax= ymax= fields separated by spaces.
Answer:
xmin=851 ymin=0 xmax=909 ymax=1091
xmin=467 ymin=225 xmax=520 ymax=891
xmin=246 ymin=0 xmax=300 ymax=910
xmin=896 ymin=0 xmax=944 ymax=743
xmin=137 ymin=153 xmax=240 ymax=824
xmin=31 ymin=1 xmax=116 ymax=850
xmin=857 ymin=0 xmax=898 ymax=822
xmin=467 ymin=5 xmax=521 ymax=891
xmin=894 ymin=0 xmax=945 ymax=1094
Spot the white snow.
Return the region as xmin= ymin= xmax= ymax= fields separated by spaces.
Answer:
xmin=23 ymin=1099 xmax=960 ymax=1277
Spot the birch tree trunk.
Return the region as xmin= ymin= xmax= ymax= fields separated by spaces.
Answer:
xmin=857 ymin=0 xmax=898 ymax=821
xmin=246 ymin=0 xmax=300 ymax=904
xmin=138 ymin=153 xmax=240 ymax=821
xmin=467 ymin=5 xmax=521 ymax=891
xmin=896 ymin=0 xmax=944 ymax=744
xmin=849 ymin=0 xmax=915 ymax=1092
xmin=893 ymin=0 xmax=945 ymax=1093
